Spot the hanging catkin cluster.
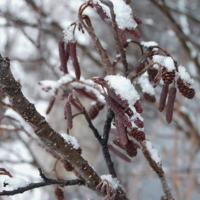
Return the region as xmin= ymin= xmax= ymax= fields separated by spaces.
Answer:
xmin=92 ymin=76 xmax=144 ymax=158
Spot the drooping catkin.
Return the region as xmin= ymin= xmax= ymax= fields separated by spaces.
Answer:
xmin=64 ymin=101 xmax=73 ymax=129
xmin=69 ymin=42 xmax=81 ymax=80
xmin=115 ymin=117 xmax=129 ymax=146
xmin=166 ymin=86 xmax=177 ymax=124
xmin=159 ymin=84 xmax=169 ymax=112
xmin=108 ymin=143 xmax=131 ymax=163
xmin=58 ymin=38 xmax=69 ymax=74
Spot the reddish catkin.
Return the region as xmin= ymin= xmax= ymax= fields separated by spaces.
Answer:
xmin=134 ymin=118 xmax=144 ymax=128
xmin=54 ymin=188 xmax=64 ymax=200
xmin=88 ymin=102 xmax=104 ymax=120
xmin=58 ymin=38 xmax=69 ymax=74
xmin=64 ymin=101 xmax=73 ymax=129
xmin=46 ymin=96 xmax=56 ymax=115
xmin=115 ymin=117 xmax=129 ymax=146
xmin=132 ymin=14 xmax=142 ymax=25
xmin=105 ymin=95 xmax=132 ymax=128
xmin=73 ymin=87 xmax=98 ymax=101
xmin=117 ymin=28 xmax=127 ymax=47
xmin=126 ymin=29 xmax=141 ymax=38
xmin=113 ymin=139 xmax=125 ymax=150
xmin=129 ymin=128 xmax=146 ymax=141
xmin=166 ymin=86 xmax=177 ymax=124
xmin=68 ymin=94 xmax=82 ymax=111
xmin=108 ymin=144 xmax=131 ymax=163
xmin=69 ymin=42 xmax=81 ymax=80
xmin=134 ymin=100 xmax=143 ymax=113
xmin=159 ymin=84 xmax=169 ymax=112
xmin=124 ymin=140 xmax=138 ymax=157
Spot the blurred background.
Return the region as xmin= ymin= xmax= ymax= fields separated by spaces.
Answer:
xmin=0 ymin=0 xmax=200 ymax=199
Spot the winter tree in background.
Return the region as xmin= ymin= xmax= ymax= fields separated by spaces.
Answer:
xmin=0 ymin=0 xmax=199 ymax=200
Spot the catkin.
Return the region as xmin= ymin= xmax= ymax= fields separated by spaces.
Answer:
xmin=159 ymin=84 xmax=169 ymax=112
xmin=64 ymin=101 xmax=73 ymax=129
xmin=166 ymin=86 xmax=177 ymax=124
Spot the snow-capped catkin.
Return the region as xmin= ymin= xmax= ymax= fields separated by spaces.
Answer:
xmin=143 ymin=92 xmax=156 ymax=103
xmin=46 ymin=96 xmax=56 ymax=115
xmin=166 ymin=86 xmax=177 ymax=124
xmin=158 ymin=84 xmax=169 ymax=112
xmin=162 ymin=67 xmax=175 ymax=84
xmin=69 ymin=42 xmax=81 ymax=80
xmin=58 ymin=38 xmax=69 ymax=74
xmin=129 ymin=128 xmax=145 ymax=141
xmin=134 ymin=100 xmax=143 ymax=113
xmin=64 ymin=101 xmax=73 ymax=129
xmin=108 ymin=143 xmax=131 ymax=163
xmin=54 ymin=187 xmax=64 ymax=200
xmin=105 ymin=95 xmax=132 ymax=128
xmin=177 ymin=78 xmax=195 ymax=99
xmin=124 ymin=140 xmax=138 ymax=157
xmin=88 ymin=102 xmax=104 ymax=120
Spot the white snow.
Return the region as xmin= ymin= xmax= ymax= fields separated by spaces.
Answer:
xmin=4 ymin=177 xmax=29 ymax=190
xmin=162 ymin=57 xmax=175 ymax=72
xmin=152 ymin=55 xmax=175 ymax=72
xmin=105 ymin=75 xmax=140 ymax=105
xmin=93 ymin=0 xmax=137 ymax=30
xmin=100 ymin=174 xmax=120 ymax=189
xmin=141 ymin=41 xmax=158 ymax=47
xmin=63 ymin=25 xmax=75 ymax=42
xmin=137 ymin=72 xmax=155 ymax=95
xmin=0 ymin=124 xmax=16 ymax=130
xmin=144 ymin=140 xmax=162 ymax=167
xmin=177 ymin=65 xmax=195 ymax=88
xmin=61 ymin=133 xmax=80 ymax=149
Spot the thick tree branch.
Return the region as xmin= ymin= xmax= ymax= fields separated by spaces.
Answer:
xmin=0 ymin=55 xmax=128 ymax=200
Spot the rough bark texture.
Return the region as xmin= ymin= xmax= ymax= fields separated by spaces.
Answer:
xmin=0 ymin=55 xmax=128 ymax=200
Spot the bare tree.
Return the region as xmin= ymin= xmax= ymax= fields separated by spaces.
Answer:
xmin=0 ymin=0 xmax=199 ymax=200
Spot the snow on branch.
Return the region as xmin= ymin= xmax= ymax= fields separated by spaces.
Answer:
xmin=93 ymin=0 xmax=137 ymax=30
